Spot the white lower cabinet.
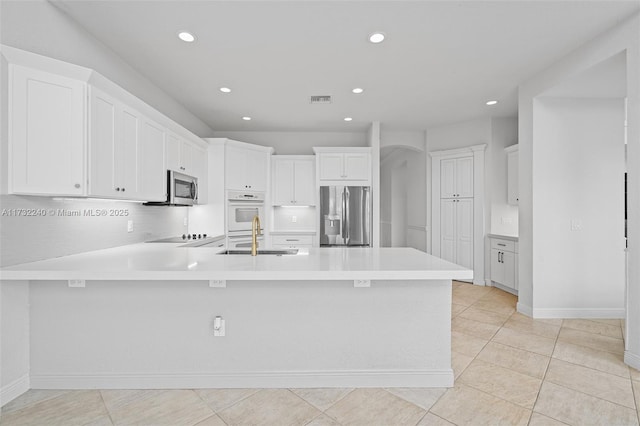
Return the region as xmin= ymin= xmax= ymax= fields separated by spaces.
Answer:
xmin=490 ymin=237 xmax=518 ymax=293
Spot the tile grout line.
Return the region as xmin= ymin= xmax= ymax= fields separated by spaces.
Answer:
xmin=98 ymin=390 xmax=116 ymax=426
xmin=189 ymin=389 xmax=226 ymax=426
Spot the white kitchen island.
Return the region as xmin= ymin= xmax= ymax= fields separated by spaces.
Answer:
xmin=1 ymin=246 xmax=471 ymax=392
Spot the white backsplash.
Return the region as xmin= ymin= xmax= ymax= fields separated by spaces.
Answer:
xmin=271 ymin=206 xmax=316 ymax=232
xmin=0 ymin=195 xmax=188 ymax=267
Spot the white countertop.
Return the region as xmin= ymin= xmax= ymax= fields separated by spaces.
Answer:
xmin=488 ymin=233 xmax=519 ymax=242
xmin=0 ymin=244 xmax=472 ymax=281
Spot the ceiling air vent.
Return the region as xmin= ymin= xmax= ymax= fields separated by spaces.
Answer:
xmin=310 ymin=95 xmax=332 ymax=104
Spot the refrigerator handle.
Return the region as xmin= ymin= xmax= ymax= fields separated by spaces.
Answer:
xmin=341 ymin=188 xmax=347 ymax=239
xmin=345 ymin=187 xmax=350 ymax=242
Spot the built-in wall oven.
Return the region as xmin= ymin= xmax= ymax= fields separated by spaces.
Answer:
xmin=227 ymin=190 xmax=265 ymax=236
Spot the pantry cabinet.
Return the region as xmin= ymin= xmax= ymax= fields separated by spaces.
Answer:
xmin=440 ymin=198 xmax=474 ymax=269
xmin=440 ymin=156 xmax=473 ymax=198
xmin=272 ymin=156 xmax=315 ymax=206
xmin=9 ymin=65 xmax=86 ymax=196
xmin=225 ymin=143 xmax=270 ymax=191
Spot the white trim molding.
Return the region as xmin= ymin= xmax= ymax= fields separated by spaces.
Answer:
xmin=517 ymin=302 xmax=533 ymax=317
xmin=624 ymin=351 xmax=640 ymax=372
xmin=30 ymin=369 xmax=454 ymax=390
xmin=531 ymin=308 xmax=625 ymax=319
xmin=0 ymin=374 xmax=29 ymax=408
xmin=430 ymin=144 xmax=487 ymax=287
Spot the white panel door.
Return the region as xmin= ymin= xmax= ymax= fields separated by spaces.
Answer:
xmin=344 ymin=153 xmax=370 ymax=180
xmin=10 ymin=65 xmax=85 ymax=195
xmin=319 ymin=154 xmax=344 ymax=180
xmin=273 ymin=159 xmax=295 ymax=205
xmin=225 ymin=145 xmax=248 ymax=190
xmin=294 ymin=159 xmax=316 ymax=205
xmin=165 ymin=133 xmax=182 ymax=172
xmin=455 ymin=198 xmax=474 ymax=269
xmin=89 ymin=87 xmax=117 ymax=197
xmin=456 ymin=157 xmax=474 ymax=198
xmin=117 ymin=106 xmax=140 ymax=198
xmin=139 ymin=118 xmax=165 ymax=202
xmin=440 ymin=159 xmax=456 ymax=198
xmin=440 ymin=199 xmax=456 ymax=264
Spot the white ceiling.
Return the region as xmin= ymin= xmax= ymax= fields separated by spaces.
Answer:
xmin=53 ymin=0 xmax=639 ymax=133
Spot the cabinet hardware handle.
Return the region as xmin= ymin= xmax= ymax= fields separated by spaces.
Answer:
xmin=116 ymin=187 xmax=120 ymax=191
xmin=122 ymin=188 xmax=125 ymax=192
xmin=497 ymin=243 xmax=506 ymax=247
xmin=74 ymin=183 xmax=81 ymax=188
xmin=286 ymin=239 xmax=299 ymax=242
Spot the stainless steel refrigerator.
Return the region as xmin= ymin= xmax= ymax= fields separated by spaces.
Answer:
xmin=320 ymin=186 xmax=371 ymax=247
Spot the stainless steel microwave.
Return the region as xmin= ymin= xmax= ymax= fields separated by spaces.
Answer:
xmin=145 ymin=170 xmax=198 ymax=206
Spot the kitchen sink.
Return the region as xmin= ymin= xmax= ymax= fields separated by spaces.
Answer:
xmin=217 ymin=249 xmax=299 ymax=256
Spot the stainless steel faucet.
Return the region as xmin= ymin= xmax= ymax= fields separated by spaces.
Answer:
xmin=251 ymin=215 xmax=261 ymax=256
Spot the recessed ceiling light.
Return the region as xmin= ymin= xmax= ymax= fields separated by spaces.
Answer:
xmin=242 ymin=116 xmax=252 ymax=121
xmin=352 ymin=88 xmax=364 ymax=94
xmin=178 ymin=31 xmax=195 ymax=43
xmin=486 ymin=100 xmax=498 ymax=106
xmin=344 ymin=117 xmax=353 ymax=122
xmin=220 ymin=87 xmax=231 ymax=93
xmin=369 ymin=32 xmax=385 ymax=43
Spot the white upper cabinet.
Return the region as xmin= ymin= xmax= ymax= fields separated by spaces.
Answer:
xmin=440 ymin=156 xmax=473 ymax=198
xmin=9 ymin=65 xmax=86 ymax=196
xmin=225 ymin=143 xmax=270 ymax=191
xmin=313 ymin=148 xmax=371 ymax=184
xmin=5 ymin=47 xmax=207 ymax=202
xmin=506 ymin=144 xmax=519 ymax=205
xmin=272 ymin=156 xmax=315 ymax=206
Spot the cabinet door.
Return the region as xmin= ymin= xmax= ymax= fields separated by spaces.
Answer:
xmin=318 ymin=153 xmax=344 ymax=180
xmin=245 ymin=149 xmax=268 ymax=191
xmin=507 ymin=150 xmax=519 ymax=205
xmin=165 ymin=133 xmax=182 ymax=172
xmin=191 ymin=145 xmax=208 ymax=204
xmin=89 ymin=87 xmax=117 ymax=197
xmin=456 ymin=198 xmax=474 ymax=269
xmin=344 ymin=153 xmax=369 ymax=180
xmin=273 ymin=159 xmax=294 ymax=205
xmin=456 ymin=157 xmax=474 ymax=197
xmin=440 ymin=159 xmax=456 ymax=198
xmin=502 ymin=250 xmax=516 ymax=289
xmin=440 ymin=199 xmax=456 ymax=264
xmin=225 ymin=145 xmax=248 ymax=190
xmin=293 ymin=160 xmax=315 ymax=205
xmin=181 ymin=140 xmax=195 ymax=174
xmin=117 ymin=106 xmax=140 ymax=198
xmin=10 ymin=65 xmax=85 ymax=195
xmin=491 ymin=249 xmax=505 ymax=284
xmin=139 ymin=118 xmax=166 ymax=202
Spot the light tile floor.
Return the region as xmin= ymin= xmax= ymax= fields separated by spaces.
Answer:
xmin=2 ymin=281 xmax=639 ymax=425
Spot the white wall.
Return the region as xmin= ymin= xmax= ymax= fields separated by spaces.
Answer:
xmin=0 ymin=0 xmax=213 ymax=137
xmin=211 ymin=131 xmax=366 ymax=154
xmin=489 ymin=118 xmax=519 ymax=236
xmin=518 ymin=13 xmax=639 ymax=368
xmin=188 ymin=141 xmax=226 ymax=237
xmin=533 ymin=97 xmax=625 ymax=316
xmin=368 ymin=123 xmax=381 ymax=248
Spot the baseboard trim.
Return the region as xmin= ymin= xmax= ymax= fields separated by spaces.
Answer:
xmin=517 ymin=302 xmax=533 ymax=317
xmin=531 ymin=308 xmax=625 ymax=319
xmin=484 ymin=279 xmax=492 ymax=287
xmin=30 ymin=369 xmax=454 ymax=389
xmin=624 ymin=351 xmax=640 ymax=371
xmin=1 ymin=374 xmax=30 ymax=408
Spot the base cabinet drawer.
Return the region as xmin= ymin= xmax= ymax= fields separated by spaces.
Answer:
xmin=271 ymin=235 xmax=314 ymax=248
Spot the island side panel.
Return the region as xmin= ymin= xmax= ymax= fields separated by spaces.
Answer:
xmin=28 ymin=279 xmax=453 ymax=388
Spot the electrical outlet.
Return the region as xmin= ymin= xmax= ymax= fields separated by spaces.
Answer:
xmin=291 ymin=215 xmax=297 ymax=223
xmin=571 ymin=219 xmax=582 ymax=231
xmin=183 ymin=217 xmax=188 ymax=226
xmin=68 ymin=279 xmax=85 ymax=288
xmin=127 ymin=220 xmax=134 ymax=233
xmin=213 ymin=316 xmax=226 ymax=337
xmin=354 ymin=279 xmax=371 ymax=288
